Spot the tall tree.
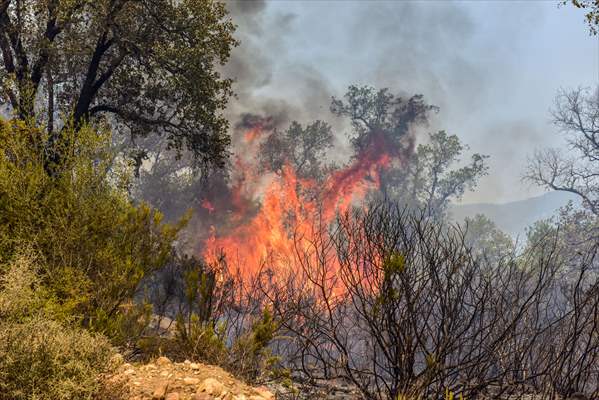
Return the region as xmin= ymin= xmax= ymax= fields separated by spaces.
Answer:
xmin=400 ymin=131 xmax=489 ymax=214
xmin=526 ymin=87 xmax=599 ymax=216
xmin=332 ymin=85 xmax=488 ymax=215
xmin=331 ymin=84 xmax=436 ymax=154
xmin=0 ymin=0 xmax=237 ymax=167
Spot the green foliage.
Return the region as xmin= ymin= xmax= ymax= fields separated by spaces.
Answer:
xmin=91 ymin=300 xmax=154 ymax=349
xmin=173 ymin=314 xmax=228 ymax=365
xmin=331 ymin=84 xmax=437 ymax=152
xmin=331 ymin=86 xmax=488 ymax=215
xmin=259 ymin=120 xmax=335 ymax=180
xmin=384 ymin=252 xmax=406 ymax=275
xmin=401 ymin=131 xmax=489 ymax=214
xmin=0 ymin=0 xmax=237 ymax=166
xmin=229 ymin=308 xmax=281 ymax=382
xmin=0 ymin=317 xmax=118 ymax=400
xmin=0 ymin=118 xmax=184 ymax=331
xmin=0 ymin=255 xmax=120 ymax=400
xmin=464 ymin=214 xmax=514 ymax=260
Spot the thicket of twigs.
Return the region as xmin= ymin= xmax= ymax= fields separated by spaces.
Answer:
xmin=152 ymin=202 xmax=598 ymax=399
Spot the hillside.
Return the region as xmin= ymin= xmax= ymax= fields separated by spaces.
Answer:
xmin=449 ymin=191 xmax=578 ymax=237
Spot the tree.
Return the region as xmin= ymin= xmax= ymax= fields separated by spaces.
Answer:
xmin=562 ymin=0 xmax=599 ymax=34
xmin=331 ymin=85 xmax=436 ymax=154
xmin=258 ymin=120 xmax=335 ymax=180
xmin=0 ymin=0 xmax=237 ymax=167
xmin=331 ymin=86 xmax=488 ymax=216
xmin=464 ymin=213 xmax=514 ymax=259
xmin=525 ymin=87 xmax=599 ymax=216
xmin=399 ymin=131 xmax=489 ymax=214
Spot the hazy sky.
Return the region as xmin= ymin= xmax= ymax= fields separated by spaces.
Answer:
xmin=226 ymin=0 xmax=598 ymax=204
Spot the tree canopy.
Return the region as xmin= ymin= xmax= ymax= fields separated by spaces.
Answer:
xmin=258 ymin=120 xmax=334 ymax=180
xmin=0 ymin=0 xmax=237 ymax=167
xmin=332 ymin=85 xmax=488 ymax=215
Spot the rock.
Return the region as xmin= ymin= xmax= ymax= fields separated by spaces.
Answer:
xmin=191 ymin=394 xmax=211 ymax=400
xmin=189 ymin=363 xmax=201 ymax=370
xmin=234 ymin=394 xmax=248 ymax=400
xmin=248 ymin=396 xmax=266 ymax=400
xmin=152 ymin=381 xmax=169 ymax=399
xmin=182 ymin=377 xmax=200 ymax=385
xmin=156 ymin=356 xmax=172 ymax=366
xmin=197 ymin=377 xmax=225 ymax=396
xmin=165 ymin=393 xmax=180 ymax=400
xmin=253 ymin=386 xmax=274 ymax=400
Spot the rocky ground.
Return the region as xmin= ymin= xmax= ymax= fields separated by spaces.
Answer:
xmin=106 ymin=356 xmax=276 ymax=400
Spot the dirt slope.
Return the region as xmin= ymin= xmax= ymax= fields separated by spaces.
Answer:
xmin=106 ymin=356 xmax=275 ymax=400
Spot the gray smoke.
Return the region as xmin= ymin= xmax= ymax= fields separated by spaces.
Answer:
xmin=224 ymin=0 xmax=338 ymax=138
xmin=220 ymin=1 xmax=592 ymax=204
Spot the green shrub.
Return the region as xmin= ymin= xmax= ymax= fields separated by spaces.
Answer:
xmin=229 ymin=308 xmax=281 ymax=382
xmin=0 ymin=255 xmax=120 ymax=400
xmin=0 ymin=118 xmax=186 ymax=332
xmin=0 ymin=316 xmax=118 ymax=400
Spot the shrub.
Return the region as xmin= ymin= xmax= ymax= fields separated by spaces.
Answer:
xmin=0 ymin=255 xmax=120 ymax=400
xmin=0 ymin=118 xmax=186 ymax=332
xmin=228 ymin=308 xmax=281 ymax=382
xmin=138 ymin=255 xmax=281 ymax=383
xmin=0 ymin=316 xmax=118 ymax=400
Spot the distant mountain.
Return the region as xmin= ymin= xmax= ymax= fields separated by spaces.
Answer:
xmin=449 ymin=191 xmax=578 ymax=238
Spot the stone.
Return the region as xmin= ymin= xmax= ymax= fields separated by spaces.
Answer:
xmin=221 ymin=392 xmax=234 ymax=400
xmin=196 ymin=377 xmax=224 ymax=396
xmin=182 ymin=377 xmax=200 ymax=385
xmin=152 ymin=381 xmax=169 ymax=400
xmin=189 ymin=363 xmax=201 ymax=370
xmin=165 ymin=393 xmax=180 ymax=400
xmin=253 ymin=386 xmax=274 ymax=400
xmin=156 ymin=356 xmax=172 ymax=366
xmin=191 ymin=394 xmax=211 ymax=400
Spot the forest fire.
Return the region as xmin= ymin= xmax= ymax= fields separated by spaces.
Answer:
xmin=202 ymin=121 xmax=402 ymax=281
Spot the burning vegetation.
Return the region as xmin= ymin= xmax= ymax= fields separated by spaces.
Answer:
xmin=1 ymin=0 xmax=598 ymax=399
xmin=199 ymin=87 xmax=483 ymax=284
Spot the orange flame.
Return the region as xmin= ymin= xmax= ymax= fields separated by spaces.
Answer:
xmin=202 ymin=125 xmax=398 ymax=283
